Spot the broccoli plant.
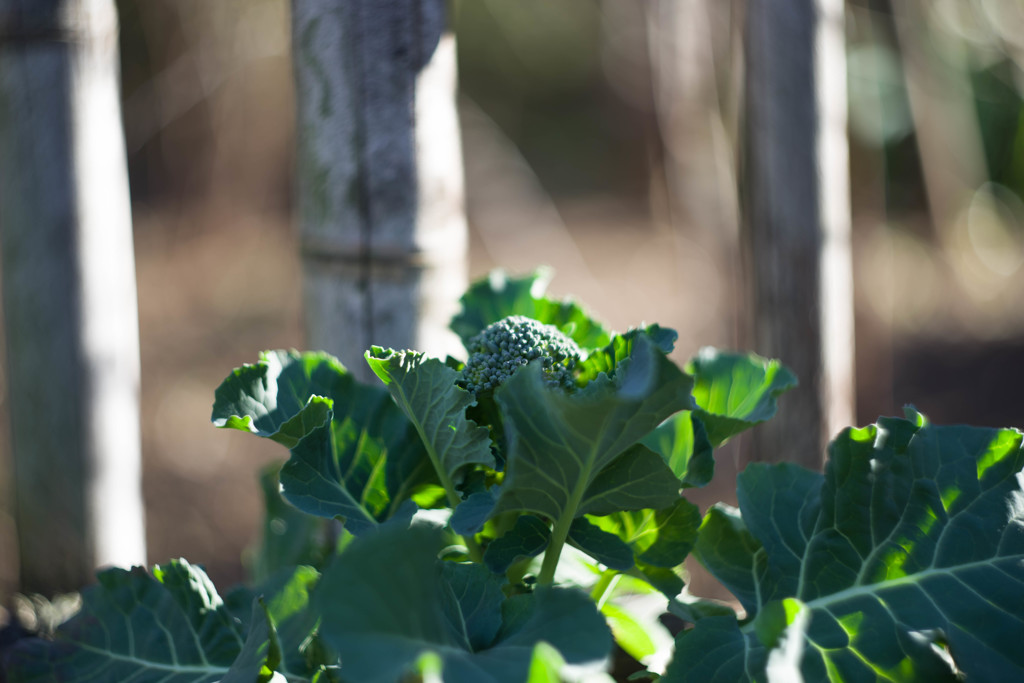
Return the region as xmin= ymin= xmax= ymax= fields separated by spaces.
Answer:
xmin=460 ymin=315 xmax=582 ymax=395
xmin=5 ymin=270 xmax=1024 ymax=683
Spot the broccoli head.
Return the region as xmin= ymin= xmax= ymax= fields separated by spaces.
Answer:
xmin=461 ymin=315 xmax=581 ymax=394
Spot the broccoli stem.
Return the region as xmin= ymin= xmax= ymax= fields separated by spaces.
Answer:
xmin=537 ymin=478 xmax=588 ymax=585
xmin=436 ymin=470 xmax=483 ymax=562
xmin=411 ymin=426 xmax=484 ymax=563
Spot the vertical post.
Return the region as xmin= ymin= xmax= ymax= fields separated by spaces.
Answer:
xmin=292 ymin=0 xmax=467 ymax=383
xmin=0 ymin=0 xmax=146 ymax=593
xmin=741 ymin=0 xmax=855 ymax=468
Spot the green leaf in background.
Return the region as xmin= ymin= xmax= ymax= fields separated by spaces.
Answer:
xmin=567 ymin=517 xmax=635 ymax=570
xmin=212 ymin=350 xmax=436 ymax=535
xmin=484 ymin=515 xmax=552 ymax=574
xmin=3 ymin=561 xmax=281 ymax=683
xmin=589 ymin=498 xmax=701 ymax=596
xmin=686 ymin=348 xmax=797 ymax=447
xmin=598 ymin=498 xmax=702 ymax=570
xmin=212 ymin=350 xmax=344 ymax=447
xmin=525 ymin=642 xmax=567 ymax=683
xmin=248 ymin=463 xmax=328 ymax=582
xmin=671 ymin=418 xmax=1024 ymax=681
xmin=314 ymin=523 xmax=612 ymax=683
xmin=365 ymin=347 xmax=495 ymax=492
xmin=576 ymin=324 xmax=678 ymax=385
xmin=451 ymin=489 xmax=500 ymax=536
xmin=641 ymin=412 xmax=714 ymax=488
xmin=493 ymin=333 xmax=694 ymax=524
xmin=221 ymin=599 xmax=281 ymax=683
xmin=451 ymin=269 xmax=612 ymax=350
xmin=640 ymin=350 xmax=794 ymax=490
xmin=601 ymin=603 xmax=659 ymax=664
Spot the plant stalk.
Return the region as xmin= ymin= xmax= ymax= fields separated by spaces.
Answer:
xmin=436 ymin=472 xmax=483 ymax=563
xmin=419 ymin=439 xmax=484 ymax=563
xmin=537 ymin=480 xmax=589 ymax=584
xmin=591 ymin=570 xmax=622 ymax=610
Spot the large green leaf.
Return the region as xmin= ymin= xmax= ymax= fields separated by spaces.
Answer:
xmin=672 ymin=417 xmax=1024 ymax=681
xmin=492 ymin=333 xmax=694 ymax=523
xmin=686 ymin=348 xmax=797 ymax=447
xmin=450 ymin=269 xmax=611 ymax=350
xmin=212 ymin=350 xmax=435 ymax=534
xmin=596 ymin=498 xmax=702 ymax=570
xmin=365 ymin=347 xmax=495 ymax=485
xmin=567 ymin=517 xmax=635 ymax=570
xmin=3 ymin=561 xmax=291 ymax=682
xmin=314 ymin=523 xmax=612 ymax=683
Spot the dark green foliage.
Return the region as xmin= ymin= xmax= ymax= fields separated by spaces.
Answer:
xmin=11 ymin=271 xmax=1021 ymax=683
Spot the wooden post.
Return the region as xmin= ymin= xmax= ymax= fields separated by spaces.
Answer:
xmin=741 ymin=0 xmax=855 ymax=468
xmin=0 ymin=0 xmax=146 ymax=593
xmin=292 ymin=0 xmax=467 ymax=383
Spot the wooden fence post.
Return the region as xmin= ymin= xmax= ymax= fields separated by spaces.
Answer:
xmin=291 ymin=0 xmax=467 ymax=382
xmin=0 ymin=0 xmax=146 ymax=593
xmin=741 ymin=0 xmax=855 ymax=468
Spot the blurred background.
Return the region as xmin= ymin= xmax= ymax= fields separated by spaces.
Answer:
xmin=2 ymin=0 xmax=1024 ymax=606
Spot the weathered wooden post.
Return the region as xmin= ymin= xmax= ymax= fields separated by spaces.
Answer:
xmin=741 ymin=0 xmax=855 ymax=468
xmin=292 ymin=0 xmax=467 ymax=382
xmin=0 ymin=0 xmax=146 ymax=593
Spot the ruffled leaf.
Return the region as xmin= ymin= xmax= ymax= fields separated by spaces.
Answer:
xmin=3 ymin=561 xmax=296 ymax=683
xmin=686 ymin=348 xmax=797 ymax=447
xmin=212 ymin=350 xmax=343 ymax=447
xmin=365 ymin=347 xmax=495 ymax=482
xmin=213 ymin=350 xmax=435 ymax=535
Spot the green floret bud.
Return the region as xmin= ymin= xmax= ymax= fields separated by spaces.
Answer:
xmin=461 ymin=316 xmax=581 ymax=394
